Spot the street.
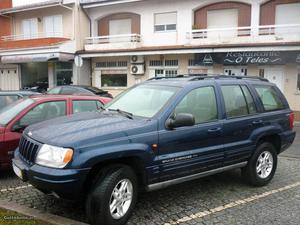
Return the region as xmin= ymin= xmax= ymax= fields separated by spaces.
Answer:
xmin=1 ymin=126 xmax=299 ymax=225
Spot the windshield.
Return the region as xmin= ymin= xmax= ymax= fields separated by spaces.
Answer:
xmin=106 ymin=84 xmax=179 ymax=118
xmin=0 ymin=98 xmax=34 ymax=125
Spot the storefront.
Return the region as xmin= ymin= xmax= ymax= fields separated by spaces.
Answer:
xmin=1 ymin=53 xmax=74 ymax=92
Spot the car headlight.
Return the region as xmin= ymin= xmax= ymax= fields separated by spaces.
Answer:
xmin=35 ymin=144 xmax=73 ymax=168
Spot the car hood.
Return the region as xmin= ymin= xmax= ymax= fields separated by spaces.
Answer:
xmin=24 ymin=111 xmax=153 ymax=148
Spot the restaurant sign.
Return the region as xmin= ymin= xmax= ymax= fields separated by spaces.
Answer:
xmin=195 ymin=51 xmax=300 ymax=65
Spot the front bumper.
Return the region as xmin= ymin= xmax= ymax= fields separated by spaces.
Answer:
xmin=12 ymin=149 xmax=90 ymax=199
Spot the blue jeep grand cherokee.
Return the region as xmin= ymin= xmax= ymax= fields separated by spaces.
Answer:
xmin=13 ymin=75 xmax=296 ymax=225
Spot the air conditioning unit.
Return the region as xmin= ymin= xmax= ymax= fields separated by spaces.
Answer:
xmin=130 ymin=55 xmax=144 ymax=64
xmin=131 ymin=64 xmax=145 ymax=75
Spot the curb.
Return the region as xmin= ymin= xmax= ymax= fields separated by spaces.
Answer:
xmin=0 ymin=200 xmax=89 ymax=225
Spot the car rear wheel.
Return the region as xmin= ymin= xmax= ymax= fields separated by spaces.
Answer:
xmin=242 ymin=142 xmax=277 ymax=186
xmin=86 ymin=165 xmax=138 ymax=225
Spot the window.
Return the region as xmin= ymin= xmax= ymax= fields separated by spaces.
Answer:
xmin=165 ymin=70 xmax=177 ymax=77
xmin=154 ymin=69 xmax=177 ymax=77
xmin=241 ymin=86 xmax=257 ymax=114
xmin=0 ymin=95 xmax=20 ymax=109
xmin=22 ymin=18 xmax=38 ymax=39
xmin=297 ymin=69 xmax=300 ymax=92
xmin=221 ymin=85 xmax=249 ymax=118
xmin=255 ymin=86 xmax=285 ymax=111
xmin=165 ymin=60 xmax=178 ymax=67
xmin=73 ymin=100 xmax=102 ymax=114
xmin=96 ymin=61 xmax=128 ymax=68
xmin=149 ymin=60 xmax=163 ymax=67
xmin=18 ymin=101 xmax=66 ymax=127
xmin=106 ymin=85 xmax=179 ymax=118
xmin=101 ymin=74 xmax=127 ymax=87
xmin=44 ymin=15 xmax=63 ymax=37
xmin=154 ymin=12 xmax=177 ymax=32
xmin=109 ymin=19 xmax=132 ymax=36
xmin=174 ymin=86 xmax=217 ymax=124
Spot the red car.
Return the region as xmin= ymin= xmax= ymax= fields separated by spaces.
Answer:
xmin=0 ymin=95 xmax=111 ymax=169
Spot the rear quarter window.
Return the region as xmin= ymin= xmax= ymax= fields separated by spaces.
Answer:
xmin=254 ymin=86 xmax=285 ymax=111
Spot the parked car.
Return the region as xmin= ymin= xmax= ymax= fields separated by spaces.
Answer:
xmin=0 ymin=94 xmax=111 ymax=170
xmin=12 ymin=75 xmax=295 ymax=225
xmin=0 ymin=91 xmax=40 ymax=109
xmin=48 ymin=85 xmax=113 ymax=98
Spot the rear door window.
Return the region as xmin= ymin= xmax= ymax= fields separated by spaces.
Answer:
xmin=254 ymin=86 xmax=285 ymax=111
xmin=221 ymin=85 xmax=253 ymax=118
xmin=72 ymin=100 xmax=102 ymax=113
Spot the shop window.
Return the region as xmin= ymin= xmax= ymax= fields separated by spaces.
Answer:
xmin=259 ymin=69 xmax=265 ymax=78
xmin=154 ymin=12 xmax=177 ymax=32
xmin=55 ymin=62 xmax=73 ymax=86
xmin=101 ymin=74 xmax=127 ymax=87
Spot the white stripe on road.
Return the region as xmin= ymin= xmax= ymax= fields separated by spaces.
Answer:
xmin=164 ymin=181 xmax=300 ymax=225
xmin=0 ymin=185 xmax=32 ymax=193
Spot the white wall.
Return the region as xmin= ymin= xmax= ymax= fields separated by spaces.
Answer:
xmin=87 ymin=0 xmax=261 ymax=47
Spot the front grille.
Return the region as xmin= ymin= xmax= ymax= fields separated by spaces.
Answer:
xmin=19 ymin=136 xmax=40 ymax=165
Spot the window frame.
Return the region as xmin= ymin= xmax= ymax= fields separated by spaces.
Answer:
xmin=154 ymin=12 xmax=177 ymax=33
xmin=221 ymin=84 xmax=257 ymax=120
xmin=169 ymin=85 xmax=219 ymax=126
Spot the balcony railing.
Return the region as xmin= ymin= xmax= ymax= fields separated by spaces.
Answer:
xmin=85 ymin=33 xmax=141 ymax=51
xmin=0 ymin=32 xmax=70 ymax=41
xmin=187 ymin=23 xmax=300 ymax=45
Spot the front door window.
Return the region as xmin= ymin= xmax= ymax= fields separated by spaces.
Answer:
xmin=17 ymin=101 xmax=66 ymax=127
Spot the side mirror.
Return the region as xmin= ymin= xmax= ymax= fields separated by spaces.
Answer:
xmin=166 ymin=113 xmax=195 ymax=129
xmin=12 ymin=124 xmax=26 ymax=133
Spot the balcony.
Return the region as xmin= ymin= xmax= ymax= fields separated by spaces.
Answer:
xmin=0 ymin=32 xmax=71 ymax=50
xmin=85 ymin=34 xmax=141 ymax=51
xmin=187 ymin=24 xmax=300 ymax=46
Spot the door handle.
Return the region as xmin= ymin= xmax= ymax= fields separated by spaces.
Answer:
xmin=252 ymin=120 xmax=263 ymax=125
xmin=207 ymin=127 xmax=222 ymax=133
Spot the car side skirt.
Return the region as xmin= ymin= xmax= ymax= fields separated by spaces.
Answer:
xmin=146 ymin=161 xmax=247 ymax=191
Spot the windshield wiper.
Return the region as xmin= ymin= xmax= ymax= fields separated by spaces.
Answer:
xmin=108 ymin=109 xmax=133 ymax=119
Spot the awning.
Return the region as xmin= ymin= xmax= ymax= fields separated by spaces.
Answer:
xmin=0 ymin=0 xmax=64 ymax=15
xmin=1 ymin=53 xmax=74 ymax=64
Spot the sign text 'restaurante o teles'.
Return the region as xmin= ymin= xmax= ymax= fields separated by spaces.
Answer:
xmin=194 ymin=51 xmax=300 ymax=65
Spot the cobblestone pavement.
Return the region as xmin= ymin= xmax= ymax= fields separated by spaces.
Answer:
xmin=0 ymin=127 xmax=299 ymax=225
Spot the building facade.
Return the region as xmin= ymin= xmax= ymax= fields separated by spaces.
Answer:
xmin=79 ymin=0 xmax=300 ymax=121
xmin=0 ymin=0 xmax=91 ymax=92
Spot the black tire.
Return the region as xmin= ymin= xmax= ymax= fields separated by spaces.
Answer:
xmin=86 ymin=165 xmax=138 ymax=225
xmin=242 ymin=142 xmax=277 ymax=186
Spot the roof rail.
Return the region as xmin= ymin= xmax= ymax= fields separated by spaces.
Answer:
xmin=147 ymin=74 xmax=269 ymax=82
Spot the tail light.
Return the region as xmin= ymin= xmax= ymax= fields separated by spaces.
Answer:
xmin=289 ymin=112 xmax=295 ymax=129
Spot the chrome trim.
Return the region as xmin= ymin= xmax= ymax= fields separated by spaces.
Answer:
xmin=146 ymin=162 xmax=247 ymax=191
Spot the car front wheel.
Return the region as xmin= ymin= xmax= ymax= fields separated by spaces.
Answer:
xmin=86 ymin=165 xmax=138 ymax=225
